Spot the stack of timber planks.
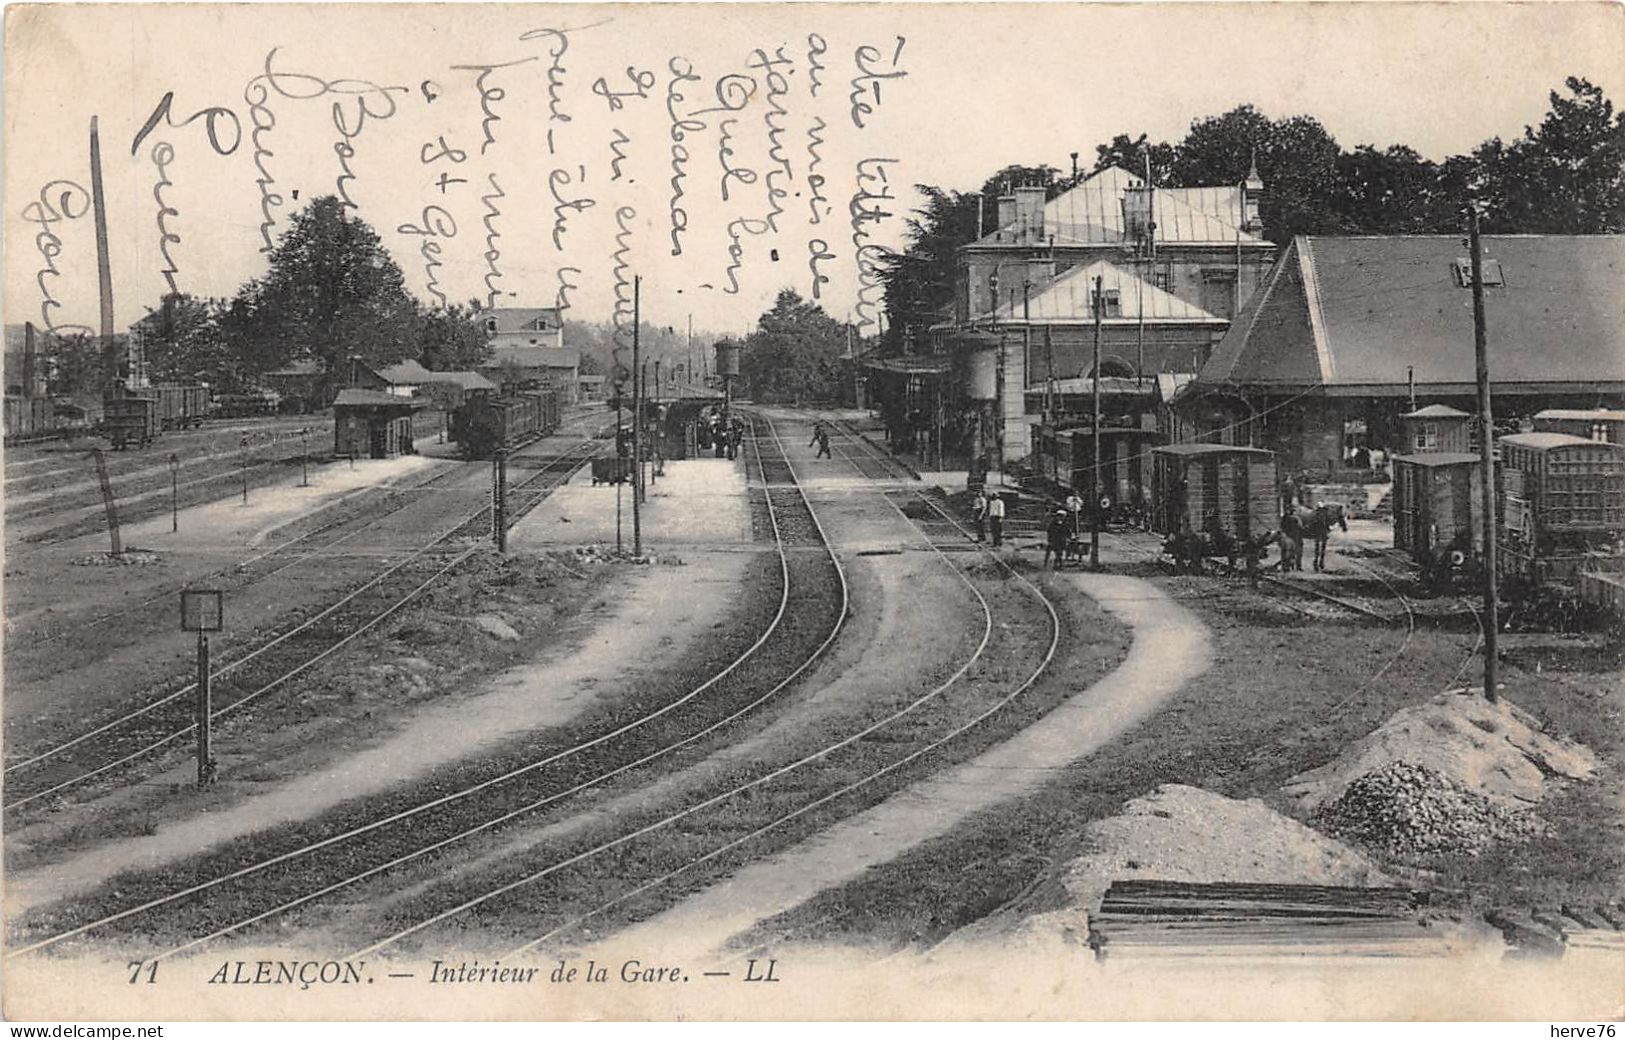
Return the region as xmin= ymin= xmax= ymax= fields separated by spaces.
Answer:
xmin=1088 ymin=880 xmax=1463 ymax=959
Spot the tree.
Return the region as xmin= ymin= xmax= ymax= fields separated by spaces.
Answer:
xmin=1476 ymin=77 xmax=1625 ymax=233
xmin=1330 ymin=145 xmax=1449 ymax=234
xmin=1093 ymin=133 xmax=1181 ymax=185
xmin=739 ymin=290 xmax=847 ymax=403
xmin=135 ymin=293 xmax=232 ymax=385
xmin=226 ymin=196 xmax=418 ymax=391
xmin=416 ymin=302 xmax=491 ymax=371
xmin=879 ymin=184 xmax=982 ymax=353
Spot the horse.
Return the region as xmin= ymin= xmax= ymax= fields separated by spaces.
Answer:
xmin=1163 ymin=528 xmax=1278 ymax=576
xmin=1293 ymin=503 xmax=1348 ymax=572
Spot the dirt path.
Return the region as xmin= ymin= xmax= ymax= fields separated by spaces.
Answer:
xmin=4 ymin=553 xmax=749 ymax=914
xmin=598 ymin=571 xmax=1213 ymax=960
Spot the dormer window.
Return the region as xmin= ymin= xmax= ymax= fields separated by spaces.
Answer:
xmin=1099 ymin=289 xmax=1122 ymax=318
xmin=485 ymin=317 xmax=499 ymax=334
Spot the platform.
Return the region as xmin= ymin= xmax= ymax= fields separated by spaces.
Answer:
xmin=508 ymin=456 xmax=751 ymax=550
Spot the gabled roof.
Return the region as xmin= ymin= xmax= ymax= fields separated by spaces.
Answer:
xmin=1537 ymin=408 xmax=1625 ymax=421
xmin=424 ymin=370 xmax=497 ymax=391
xmin=1394 ymin=452 xmax=1481 ymax=467
xmin=374 ymin=359 xmax=437 ymax=384
xmin=973 ymin=165 xmax=1267 ymax=249
xmin=1199 ymin=235 xmax=1625 ymax=391
xmin=978 ymin=259 xmax=1226 ymax=325
xmin=483 ymin=346 xmax=581 ymax=369
xmin=333 ymin=388 xmax=426 ymax=409
xmin=484 ymin=307 xmax=563 ymax=333
xmin=1501 ymin=431 xmax=1625 ymax=452
xmin=1404 ymin=404 xmax=1471 ymax=419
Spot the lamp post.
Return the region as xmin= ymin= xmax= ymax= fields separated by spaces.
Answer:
xmin=239 ymin=434 xmax=250 ymax=505
xmin=299 ymin=427 xmax=310 ymax=487
xmin=168 ymin=452 xmax=180 ymax=532
xmin=181 ymin=590 xmax=223 ymax=785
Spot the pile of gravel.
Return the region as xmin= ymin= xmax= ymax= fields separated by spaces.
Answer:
xmin=1313 ymin=761 xmax=1544 ymax=858
xmin=72 ymin=549 xmax=162 ymax=567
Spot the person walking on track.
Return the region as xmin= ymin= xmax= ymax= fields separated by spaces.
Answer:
xmin=810 ymin=424 xmax=832 ymax=459
xmin=987 ymin=492 xmax=1006 ymax=547
xmin=970 ymin=490 xmax=988 ymax=542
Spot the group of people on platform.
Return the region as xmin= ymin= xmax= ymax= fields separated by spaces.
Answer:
xmin=697 ymin=408 xmax=744 ymax=459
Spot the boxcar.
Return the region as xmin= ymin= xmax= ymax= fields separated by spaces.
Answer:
xmin=3 ymin=395 xmax=56 ymax=443
xmin=452 ymin=387 xmax=561 ymax=459
xmin=152 ymin=384 xmax=212 ymax=430
xmin=1497 ymin=432 xmax=1625 ymax=587
xmin=1033 ymin=423 xmax=1162 ymax=518
xmin=102 ymin=384 xmax=161 ymax=449
xmin=1150 ymin=443 xmax=1278 ymax=540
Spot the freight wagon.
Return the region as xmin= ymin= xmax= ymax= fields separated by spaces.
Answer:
xmin=1150 ymin=444 xmax=1279 ymax=540
xmin=451 ymin=387 xmax=562 ymax=459
xmin=99 ymin=382 xmax=212 ymax=449
xmin=1032 ymin=423 xmax=1163 ymax=523
xmin=1497 ymin=433 xmax=1625 ymax=590
xmin=3 ymin=395 xmax=57 ymax=444
xmin=1392 ymin=452 xmax=1483 ymax=586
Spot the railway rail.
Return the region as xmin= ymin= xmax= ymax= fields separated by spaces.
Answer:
xmin=9 ymin=415 xmax=849 ymax=962
xmin=324 ymin=413 xmax=1060 ymax=960
xmin=3 ymin=436 xmax=606 ymax=814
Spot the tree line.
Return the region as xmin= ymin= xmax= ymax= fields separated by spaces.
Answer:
xmin=880 ymin=77 xmax=1625 ymax=353
xmin=29 ymin=194 xmax=721 ymax=400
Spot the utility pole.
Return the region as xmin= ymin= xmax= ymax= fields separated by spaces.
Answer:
xmin=1466 ymin=205 xmax=1499 ymax=703
xmin=196 ymin=627 xmax=212 ymax=784
xmin=1091 ymin=275 xmax=1104 ymax=571
xmin=652 ymin=359 xmax=662 ymax=483
xmin=491 ymin=448 xmax=508 ymax=553
xmin=169 ymin=453 xmax=180 ymax=532
xmin=632 ymin=276 xmax=643 ymax=556
xmin=1022 ymin=281 xmax=1035 ymax=425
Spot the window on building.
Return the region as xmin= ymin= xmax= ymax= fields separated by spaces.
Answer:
xmin=1151 ymin=263 xmax=1173 ymax=292
xmin=1099 ymin=289 xmax=1122 ymax=317
xmin=1593 ymin=422 xmax=1611 ymax=443
xmin=485 ymin=317 xmax=499 ymax=334
xmin=1415 ymin=422 xmax=1438 ymax=451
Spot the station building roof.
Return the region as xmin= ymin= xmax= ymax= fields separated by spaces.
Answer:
xmin=1199 ymin=235 xmax=1625 ymax=394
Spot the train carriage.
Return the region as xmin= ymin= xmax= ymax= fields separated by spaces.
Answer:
xmin=451 ymin=386 xmax=563 ymax=459
xmin=1497 ymin=432 xmax=1625 ymax=589
xmin=1150 ymin=444 xmax=1278 ymax=540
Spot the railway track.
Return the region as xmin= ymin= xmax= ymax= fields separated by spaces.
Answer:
xmin=318 ymin=413 xmax=1060 ymax=960
xmin=3 ymin=436 xmax=606 ymax=815
xmin=9 ymin=415 xmax=849 ymax=962
xmin=14 ymin=409 xmax=613 ymax=646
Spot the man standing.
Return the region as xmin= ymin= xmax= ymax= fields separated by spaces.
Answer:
xmin=1045 ymin=509 xmax=1070 ymax=570
xmin=970 ymin=490 xmax=988 ymax=542
xmin=987 ymin=492 xmax=1006 ymax=547
xmin=1064 ymin=487 xmax=1085 ymax=537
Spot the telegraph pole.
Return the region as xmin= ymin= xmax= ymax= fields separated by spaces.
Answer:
xmin=1467 ymin=205 xmax=1499 ymax=703
xmin=491 ymin=448 xmax=508 ymax=553
xmin=1091 ymin=275 xmax=1104 ymax=570
xmin=632 ymin=276 xmax=643 ymax=556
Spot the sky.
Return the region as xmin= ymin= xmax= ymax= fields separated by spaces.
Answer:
xmin=4 ymin=2 xmax=1621 ymax=344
